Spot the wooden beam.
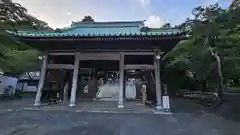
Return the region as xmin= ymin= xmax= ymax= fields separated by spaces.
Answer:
xmin=47 ymin=64 xmax=74 ymax=69
xmin=123 ymin=52 xmax=154 ymax=55
xmin=124 ymin=64 xmax=154 ymax=70
xmin=80 ymin=49 xmax=153 ymax=52
xmin=48 ymin=51 xmax=156 ymax=58
xmin=79 ymin=52 xmax=120 ymax=60
xmin=48 ymin=52 xmax=75 ymax=56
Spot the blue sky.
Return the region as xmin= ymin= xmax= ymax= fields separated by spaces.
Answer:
xmin=13 ymin=0 xmax=232 ymax=28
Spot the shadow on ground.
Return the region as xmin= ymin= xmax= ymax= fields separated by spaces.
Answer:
xmin=213 ymin=94 xmax=240 ymax=122
xmin=171 ymin=94 xmax=240 ymax=122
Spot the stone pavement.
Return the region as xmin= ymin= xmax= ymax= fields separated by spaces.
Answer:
xmin=0 ymin=97 xmax=34 ymax=113
xmin=0 ymin=97 xmax=240 ymax=135
xmin=0 ymin=97 xmax=158 ymax=114
xmin=37 ymin=100 xmax=157 ymax=114
xmin=0 ymin=109 xmax=240 ymax=135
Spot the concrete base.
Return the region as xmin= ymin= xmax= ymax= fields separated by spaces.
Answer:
xmin=163 ymin=108 xmax=170 ymax=112
xmin=118 ymin=104 xmax=124 ymax=108
xmin=34 ymin=102 xmax=41 ymax=106
xmin=68 ymin=103 xmax=76 ymax=107
xmin=156 ymin=105 xmax=163 ymax=110
xmin=154 ymin=111 xmax=172 ymax=115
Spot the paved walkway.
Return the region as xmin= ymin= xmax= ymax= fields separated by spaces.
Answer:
xmin=0 ymin=97 xmax=34 ymax=112
xmin=32 ymin=100 xmax=156 ymax=114
xmin=0 ymin=97 xmax=240 ymax=135
xmin=0 ymin=97 xmax=157 ymax=114
xmin=0 ymin=109 xmax=240 ymax=135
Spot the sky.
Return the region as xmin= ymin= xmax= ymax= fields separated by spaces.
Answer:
xmin=13 ymin=0 xmax=232 ymax=29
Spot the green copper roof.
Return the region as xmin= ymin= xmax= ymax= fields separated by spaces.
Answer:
xmin=7 ymin=21 xmax=184 ymax=37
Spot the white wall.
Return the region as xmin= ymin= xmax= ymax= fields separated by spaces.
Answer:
xmin=24 ymin=85 xmax=37 ymax=92
xmin=0 ymin=75 xmax=18 ymax=95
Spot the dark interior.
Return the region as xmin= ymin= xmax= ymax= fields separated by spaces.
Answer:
xmin=48 ymin=55 xmax=75 ymax=64
xmin=124 ymin=55 xmax=154 ymax=65
xmin=79 ymin=60 xmax=119 ymax=70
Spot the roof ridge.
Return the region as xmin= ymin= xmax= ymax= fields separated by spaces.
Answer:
xmin=148 ymin=28 xmax=183 ymax=31
xmin=72 ymin=20 xmax=144 ymax=25
xmin=6 ymin=20 xmax=186 ymax=37
xmin=56 ymin=20 xmax=144 ymax=32
xmin=70 ymin=21 xmax=144 ymax=27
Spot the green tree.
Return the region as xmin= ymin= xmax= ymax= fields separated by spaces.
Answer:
xmin=161 ymin=23 xmax=171 ymax=28
xmin=164 ymin=4 xmax=240 ymax=97
xmin=230 ymin=0 xmax=240 ymax=9
xmin=81 ymin=16 xmax=95 ymax=22
xmin=0 ymin=0 xmax=50 ymax=75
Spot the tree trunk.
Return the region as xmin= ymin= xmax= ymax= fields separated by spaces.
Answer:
xmin=206 ymin=38 xmax=224 ymax=98
xmin=213 ymin=53 xmax=224 ymax=98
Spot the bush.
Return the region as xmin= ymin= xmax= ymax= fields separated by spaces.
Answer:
xmin=230 ymin=87 xmax=240 ymax=93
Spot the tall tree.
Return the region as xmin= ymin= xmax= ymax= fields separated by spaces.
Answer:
xmin=0 ymin=0 xmax=51 ymax=75
xmin=230 ymin=0 xmax=240 ymax=9
xmin=164 ymin=4 xmax=240 ymax=97
xmin=81 ymin=16 xmax=95 ymax=22
xmin=161 ymin=23 xmax=171 ymax=28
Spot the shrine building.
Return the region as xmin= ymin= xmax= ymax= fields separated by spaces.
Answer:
xmin=8 ymin=20 xmax=185 ymax=111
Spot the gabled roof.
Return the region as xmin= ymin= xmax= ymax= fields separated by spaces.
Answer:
xmin=7 ymin=21 xmax=185 ymax=38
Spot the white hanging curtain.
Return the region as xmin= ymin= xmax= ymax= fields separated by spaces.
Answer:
xmin=125 ymin=79 xmax=136 ymax=99
xmin=96 ymin=79 xmax=119 ymax=101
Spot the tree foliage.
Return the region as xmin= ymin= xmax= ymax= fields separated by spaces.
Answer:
xmin=163 ymin=3 xmax=240 ymax=95
xmin=230 ymin=0 xmax=240 ymax=9
xmin=161 ymin=23 xmax=171 ymax=28
xmin=0 ymin=0 xmax=50 ymax=76
xmin=81 ymin=16 xmax=95 ymax=22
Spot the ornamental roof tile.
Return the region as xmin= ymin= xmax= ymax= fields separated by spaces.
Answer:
xmin=7 ymin=21 xmax=184 ymax=37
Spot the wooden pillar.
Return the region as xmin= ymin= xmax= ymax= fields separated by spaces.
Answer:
xmin=154 ymin=53 xmax=162 ymax=110
xmin=69 ymin=52 xmax=80 ymax=107
xmin=118 ymin=52 xmax=124 ymax=108
xmin=34 ymin=55 xmax=48 ymax=106
xmin=63 ymin=82 xmax=68 ymax=104
xmin=123 ymin=70 xmax=126 ymax=99
xmin=92 ymin=68 xmax=98 ymax=98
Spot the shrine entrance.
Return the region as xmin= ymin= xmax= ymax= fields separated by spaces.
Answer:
xmin=77 ymin=60 xmax=119 ymax=101
xmin=40 ymin=51 xmax=161 ymax=110
xmin=73 ymin=52 xmax=158 ymax=107
xmin=8 ymin=20 xmax=186 ymax=112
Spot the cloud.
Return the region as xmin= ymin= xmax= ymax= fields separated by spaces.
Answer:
xmin=144 ymin=15 xmax=164 ymax=28
xmin=135 ymin=0 xmax=151 ymax=6
xmin=37 ymin=15 xmax=69 ymax=29
xmin=66 ymin=12 xmax=72 ymax=16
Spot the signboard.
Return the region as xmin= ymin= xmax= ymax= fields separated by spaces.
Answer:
xmin=163 ymin=95 xmax=170 ymax=111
